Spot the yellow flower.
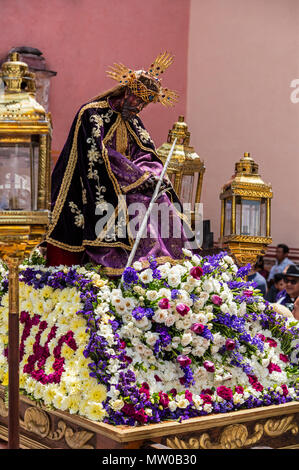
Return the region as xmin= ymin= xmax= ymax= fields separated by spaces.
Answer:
xmin=1 ymin=294 xmax=9 ymax=308
xmin=69 ymin=317 xmax=86 ymax=331
xmin=86 ymin=384 xmax=107 ymax=403
xmin=42 ymin=385 xmax=57 ymax=405
xmin=85 ymin=402 xmax=106 ymax=421
xmin=1 ymin=372 xmax=8 ymax=386
xmin=40 ymin=285 xmax=53 ymax=300
xmin=74 ymin=327 xmax=89 ymax=345
xmin=65 ymin=393 xmax=80 ymax=414
xmin=61 ymin=343 xmax=76 ymax=360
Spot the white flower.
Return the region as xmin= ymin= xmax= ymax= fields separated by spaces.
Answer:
xmin=139 ymin=269 xmax=153 ymax=284
xmin=133 ymin=261 xmax=143 ymax=271
xmin=176 ymin=397 xmax=189 ymax=408
xmin=182 ymin=248 xmax=192 ymax=257
xmin=146 ymin=290 xmax=159 ymax=301
xmin=181 ymin=333 xmax=192 ymax=346
xmin=152 ymin=309 xmax=167 ymax=323
xmin=110 ymin=398 xmax=124 ymax=411
xmin=165 ymin=315 xmax=175 ymax=327
xmin=167 ymin=273 xmax=181 ymax=288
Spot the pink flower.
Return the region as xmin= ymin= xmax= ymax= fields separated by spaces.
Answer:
xmin=154 ymin=374 xmax=162 ymax=382
xmin=243 ymin=290 xmax=253 ymax=297
xmin=135 ymin=409 xmax=148 ymax=424
xmin=225 ymin=339 xmax=236 ymax=351
xmin=266 ymin=337 xmax=277 ymax=348
xmin=191 ymin=323 xmax=205 ymax=335
xmin=203 ymin=360 xmax=215 ymax=372
xmin=211 ymin=295 xmax=223 ymax=306
xmin=176 ymin=303 xmax=190 ymax=316
xmin=267 ymin=362 xmax=281 ymax=374
xmin=158 ymin=298 xmax=171 ymax=309
xmin=257 ymin=334 xmax=266 ymax=342
xmin=177 ymin=355 xmax=192 ymax=367
xmin=190 ymin=266 xmax=204 ymax=280
xmin=279 ymin=353 xmax=289 ymax=363
xmin=217 ymin=386 xmax=233 ymax=401
xmin=235 ymin=386 xmax=244 ymax=395
xmin=119 ymin=340 xmax=126 ymax=349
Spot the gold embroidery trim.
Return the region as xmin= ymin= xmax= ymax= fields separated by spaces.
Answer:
xmin=47 ymin=100 xmax=108 ymax=236
xmin=122 ymin=171 xmax=150 ymax=193
xmin=116 ymin=118 xmax=128 ymax=156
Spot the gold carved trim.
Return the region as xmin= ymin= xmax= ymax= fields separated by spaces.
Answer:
xmin=0 ymin=397 xmax=8 ymax=418
xmin=20 ymin=406 xmax=95 ymax=449
xmin=166 ymin=415 xmax=298 ymax=450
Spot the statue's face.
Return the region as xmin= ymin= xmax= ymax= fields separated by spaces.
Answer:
xmin=121 ymin=89 xmax=148 ymax=120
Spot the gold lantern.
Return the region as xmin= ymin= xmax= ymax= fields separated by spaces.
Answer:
xmin=219 ymin=152 xmax=272 ymax=266
xmin=0 ymin=52 xmax=52 ymax=448
xmin=157 ymin=116 xmax=205 ymax=227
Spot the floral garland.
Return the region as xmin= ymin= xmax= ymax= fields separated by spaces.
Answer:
xmin=0 ymin=250 xmax=298 ymax=426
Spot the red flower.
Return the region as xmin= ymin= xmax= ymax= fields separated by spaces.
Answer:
xmin=169 ymin=388 xmax=177 ymax=397
xmin=159 ymin=391 xmax=170 ymax=408
xmin=200 ymin=393 xmax=212 ymax=404
xmin=266 ymin=337 xmax=277 ymax=348
xmin=279 ymin=354 xmax=289 ymax=363
xmin=154 ymin=374 xmax=162 ymax=382
xmin=177 ymin=355 xmax=192 ymax=367
xmin=190 ymin=266 xmax=204 ymax=280
xmin=267 ymin=362 xmax=282 ymax=374
xmin=257 ymin=334 xmax=266 ymax=342
xmin=158 ymin=298 xmax=171 ymax=309
xmin=281 ymin=384 xmax=289 ymax=396
xmin=176 ymin=303 xmax=190 ymax=316
xmin=201 ymin=388 xmax=213 ymax=395
xmin=191 ymin=323 xmax=205 ymax=335
xmin=225 ymin=339 xmax=236 ymax=351
xmin=185 ymin=390 xmax=193 ymax=403
xmin=217 ymin=386 xmax=233 ymax=401
xmin=211 ymin=295 xmax=223 ymax=306
xmin=134 ymin=408 xmax=148 ymax=424
xmin=203 ymin=360 xmax=215 ymax=372
xmin=235 ymin=386 xmax=244 ymax=395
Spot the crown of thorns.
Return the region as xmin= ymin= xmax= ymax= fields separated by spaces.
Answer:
xmin=107 ymin=52 xmax=178 ymax=107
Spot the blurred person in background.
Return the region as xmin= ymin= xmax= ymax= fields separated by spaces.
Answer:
xmin=255 ymin=256 xmax=269 ymax=280
xmin=265 ymin=273 xmax=286 ymax=302
xmin=267 ymin=244 xmax=294 ymax=284
xmin=276 ymin=265 xmax=299 ymax=320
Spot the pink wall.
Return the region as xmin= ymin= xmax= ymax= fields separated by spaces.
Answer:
xmin=0 ymin=0 xmax=190 ymax=152
xmin=187 ymin=0 xmax=299 ymax=248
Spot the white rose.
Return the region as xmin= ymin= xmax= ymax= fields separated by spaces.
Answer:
xmin=182 ymin=248 xmax=192 ymax=257
xmin=133 ymin=261 xmax=143 ymax=271
xmin=168 ymin=273 xmax=181 ymax=288
xmin=169 ymin=401 xmax=177 ymax=412
xmin=146 ymin=290 xmax=159 ymax=301
xmin=139 ymin=269 xmax=153 ymax=284
xmin=203 ymin=403 xmax=213 ymax=413
xmin=152 ymin=309 xmax=167 ymax=323
xmin=165 ymin=315 xmax=175 ymax=327
xmin=176 ymin=398 xmax=189 ymax=408
xmin=224 ymin=255 xmax=234 ymax=265
xmin=110 ymin=399 xmax=124 ymax=411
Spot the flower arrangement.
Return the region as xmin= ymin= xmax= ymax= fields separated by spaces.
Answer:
xmin=0 ymin=250 xmax=298 ymax=426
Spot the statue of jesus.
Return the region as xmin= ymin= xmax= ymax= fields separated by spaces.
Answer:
xmin=46 ymin=53 xmax=196 ymax=275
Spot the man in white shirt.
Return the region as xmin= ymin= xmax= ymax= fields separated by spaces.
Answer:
xmin=267 ymin=244 xmax=294 ymax=283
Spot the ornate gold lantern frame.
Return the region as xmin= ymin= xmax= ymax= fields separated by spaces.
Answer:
xmin=220 ymin=152 xmax=272 ymax=266
xmin=157 ymin=116 xmax=205 ymax=228
xmin=0 ymin=52 xmax=51 ymax=448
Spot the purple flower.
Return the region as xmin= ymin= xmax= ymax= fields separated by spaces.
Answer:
xmin=123 ymin=267 xmax=139 ymax=285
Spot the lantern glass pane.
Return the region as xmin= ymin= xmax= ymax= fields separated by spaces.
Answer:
xmin=260 ymin=198 xmax=266 ymax=237
xmin=180 ymin=174 xmax=194 ymax=205
xmin=224 ymin=199 xmax=232 ymax=236
xmin=236 ymin=197 xmax=241 ymax=234
xmin=0 ymin=143 xmax=39 ymax=211
xmin=241 ymin=199 xmax=261 ymax=236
